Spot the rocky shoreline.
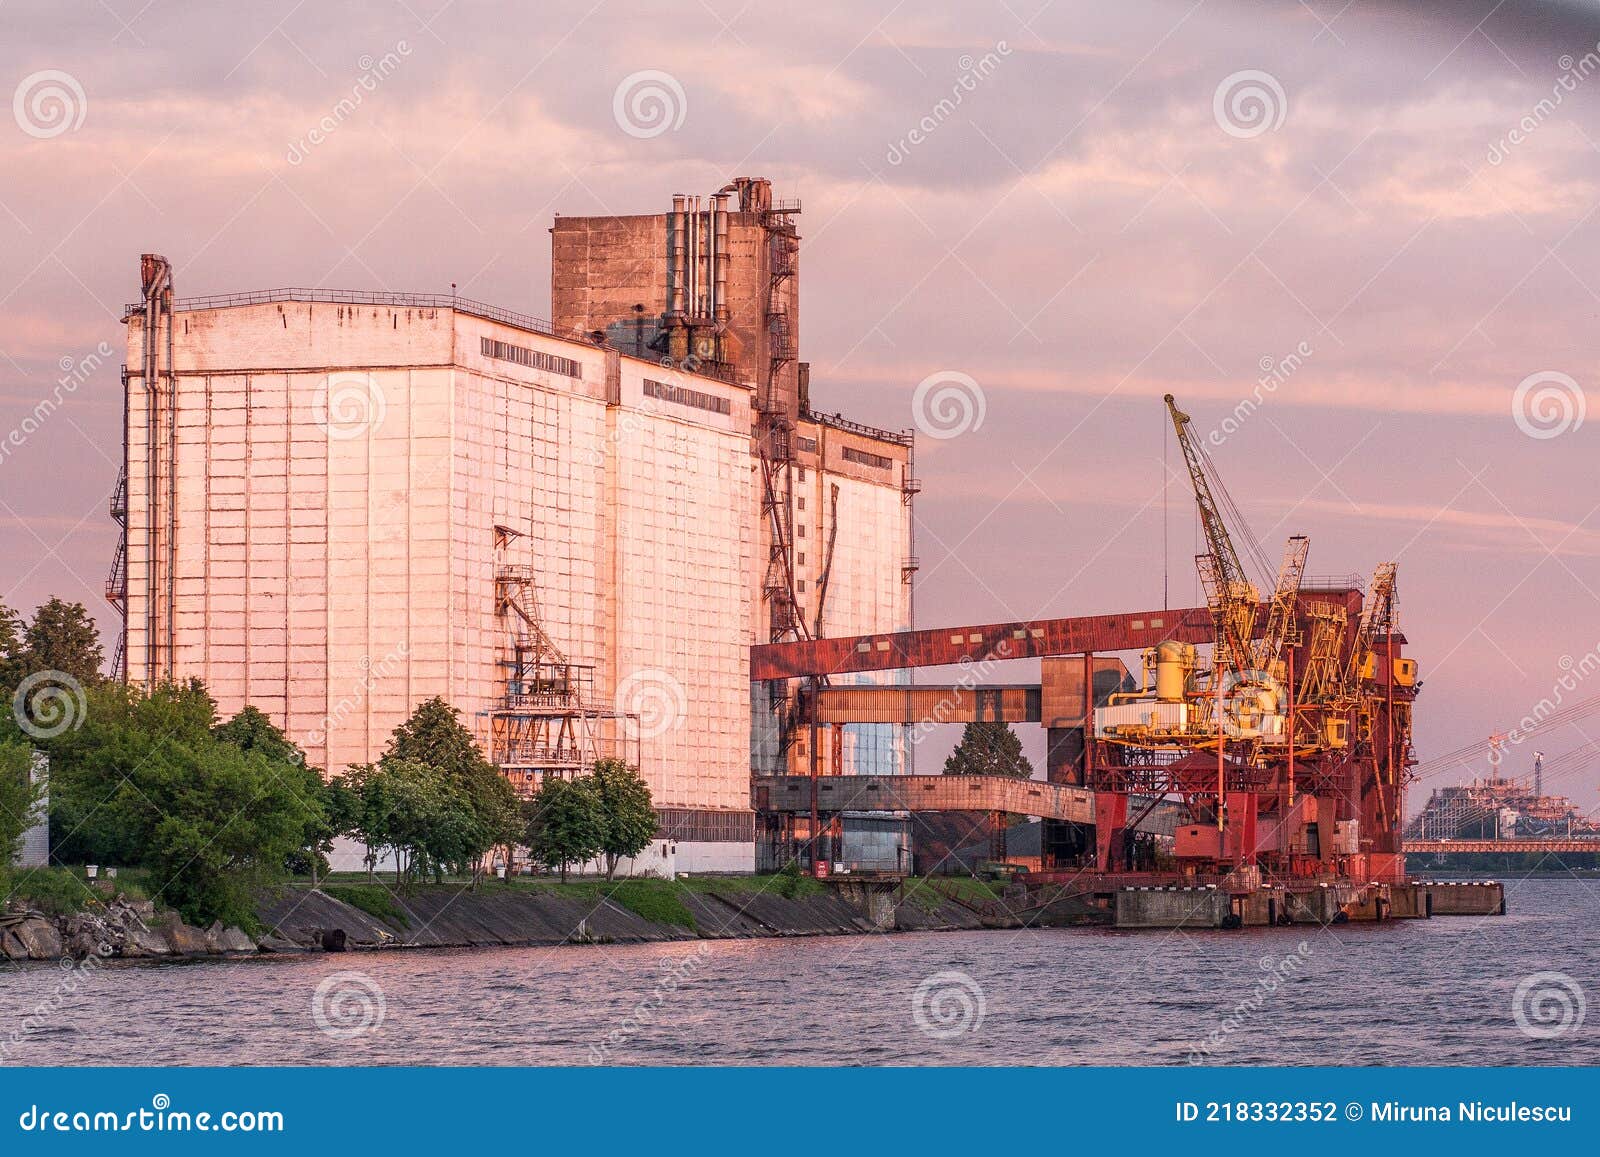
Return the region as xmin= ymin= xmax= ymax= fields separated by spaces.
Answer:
xmin=0 ymin=896 xmax=255 ymax=962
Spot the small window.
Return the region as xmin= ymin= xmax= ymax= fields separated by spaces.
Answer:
xmin=797 ymin=467 xmax=806 ymax=482
xmin=843 ymin=445 xmax=893 ymax=470
xmin=798 ymin=580 xmax=807 ymax=592
xmin=480 ymin=336 xmax=581 ymax=378
xmin=798 ymin=553 xmax=806 ymax=567
xmin=642 ymin=378 xmax=731 ymax=415
xmin=797 ymin=496 xmax=805 ymax=510
xmin=797 ymin=524 xmax=805 ymax=537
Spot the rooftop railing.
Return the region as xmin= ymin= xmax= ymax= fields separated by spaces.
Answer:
xmin=123 ymin=288 xmax=562 ymax=339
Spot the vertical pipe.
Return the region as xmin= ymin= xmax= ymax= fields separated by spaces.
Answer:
xmin=139 ymin=255 xmax=173 ymax=684
xmin=1216 ymin=653 xmax=1226 ymax=834
xmin=1386 ymin=633 xmax=1395 ymax=788
xmin=142 ymin=274 xmax=155 ymax=683
xmin=669 ymin=194 xmax=687 ymax=320
xmin=164 ymin=275 xmax=175 ymax=678
xmin=1081 ymin=652 xmax=1094 ymax=787
xmin=808 ymin=677 xmax=820 ymax=874
xmin=1287 ymin=647 xmax=1296 ymax=807
xmin=713 ymin=193 xmax=730 ymax=325
xmin=689 ymin=197 xmax=700 ymax=318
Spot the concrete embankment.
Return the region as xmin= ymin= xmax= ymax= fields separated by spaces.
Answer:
xmin=7 ymin=874 xmax=1492 ymax=961
xmin=1107 ymin=879 xmax=1506 ymax=929
xmin=0 ymin=879 xmax=1014 ymax=962
xmin=254 ymin=882 xmax=1000 ymax=952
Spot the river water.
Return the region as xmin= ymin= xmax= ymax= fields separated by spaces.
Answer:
xmin=3 ymin=878 xmax=1596 ymax=1066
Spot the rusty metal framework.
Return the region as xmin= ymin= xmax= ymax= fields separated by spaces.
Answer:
xmin=753 ymin=394 xmax=1420 ymax=893
xmin=488 ymin=563 xmax=636 ymax=794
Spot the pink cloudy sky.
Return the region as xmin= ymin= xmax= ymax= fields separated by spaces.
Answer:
xmin=2 ymin=0 xmax=1598 ymax=813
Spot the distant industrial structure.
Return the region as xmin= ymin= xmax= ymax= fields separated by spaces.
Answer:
xmin=112 ymin=178 xmax=914 ymax=873
xmin=1406 ymin=762 xmax=1600 ymax=841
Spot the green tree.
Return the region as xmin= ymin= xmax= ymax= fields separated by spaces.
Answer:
xmin=591 ymin=758 xmax=657 ymax=879
xmin=37 ymin=681 xmax=318 ymax=929
xmin=943 ymin=722 xmax=1035 ymax=779
xmin=384 ymin=697 xmax=519 ymax=882
xmin=214 ymin=705 xmax=304 ymax=764
xmin=523 ymin=776 xmax=602 ymax=882
xmin=0 ymin=600 xmax=24 ymax=701
xmin=310 ymin=775 xmax=361 ymax=884
xmin=22 ymin=597 xmax=103 ymax=686
xmin=214 ymin=706 xmax=339 ymax=882
xmin=345 ymin=758 xmax=473 ymax=886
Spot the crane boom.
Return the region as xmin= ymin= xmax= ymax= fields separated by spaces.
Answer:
xmin=1258 ymin=535 xmax=1309 ymax=676
xmin=1165 ymin=394 xmax=1258 ymax=677
xmin=1343 ymin=561 xmax=1397 ymax=698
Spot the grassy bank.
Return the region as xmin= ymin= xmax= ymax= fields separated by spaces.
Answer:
xmin=1 ymin=865 xmax=154 ymax=917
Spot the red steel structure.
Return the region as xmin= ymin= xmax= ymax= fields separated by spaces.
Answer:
xmin=751 ymin=607 xmax=1213 ymax=681
xmin=751 ymin=396 xmax=1420 ymax=893
xmin=754 ymin=591 xmax=1415 ymax=886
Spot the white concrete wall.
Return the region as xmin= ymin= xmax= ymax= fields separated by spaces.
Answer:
xmin=125 ymin=300 xmax=757 ymax=820
xmin=783 ymin=422 xmax=913 ymax=777
xmin=15 ymin=752 xmax=49 ymax=868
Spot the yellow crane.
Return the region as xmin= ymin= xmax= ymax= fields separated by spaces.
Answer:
xmin=1164 ymin=394 xmax=1259 ymax=682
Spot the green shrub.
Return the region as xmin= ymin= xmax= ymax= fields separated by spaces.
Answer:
xmin=322 ymin=883 xmax=410 ymax=929
xmin=8 ymin=866 xmax=95 ymax=917
xmin=605 ymin=879 xmax=696 ymax=931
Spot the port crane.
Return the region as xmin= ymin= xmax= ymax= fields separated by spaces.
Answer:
xmin=755 ymin=393 xmax=1419 ymax=887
